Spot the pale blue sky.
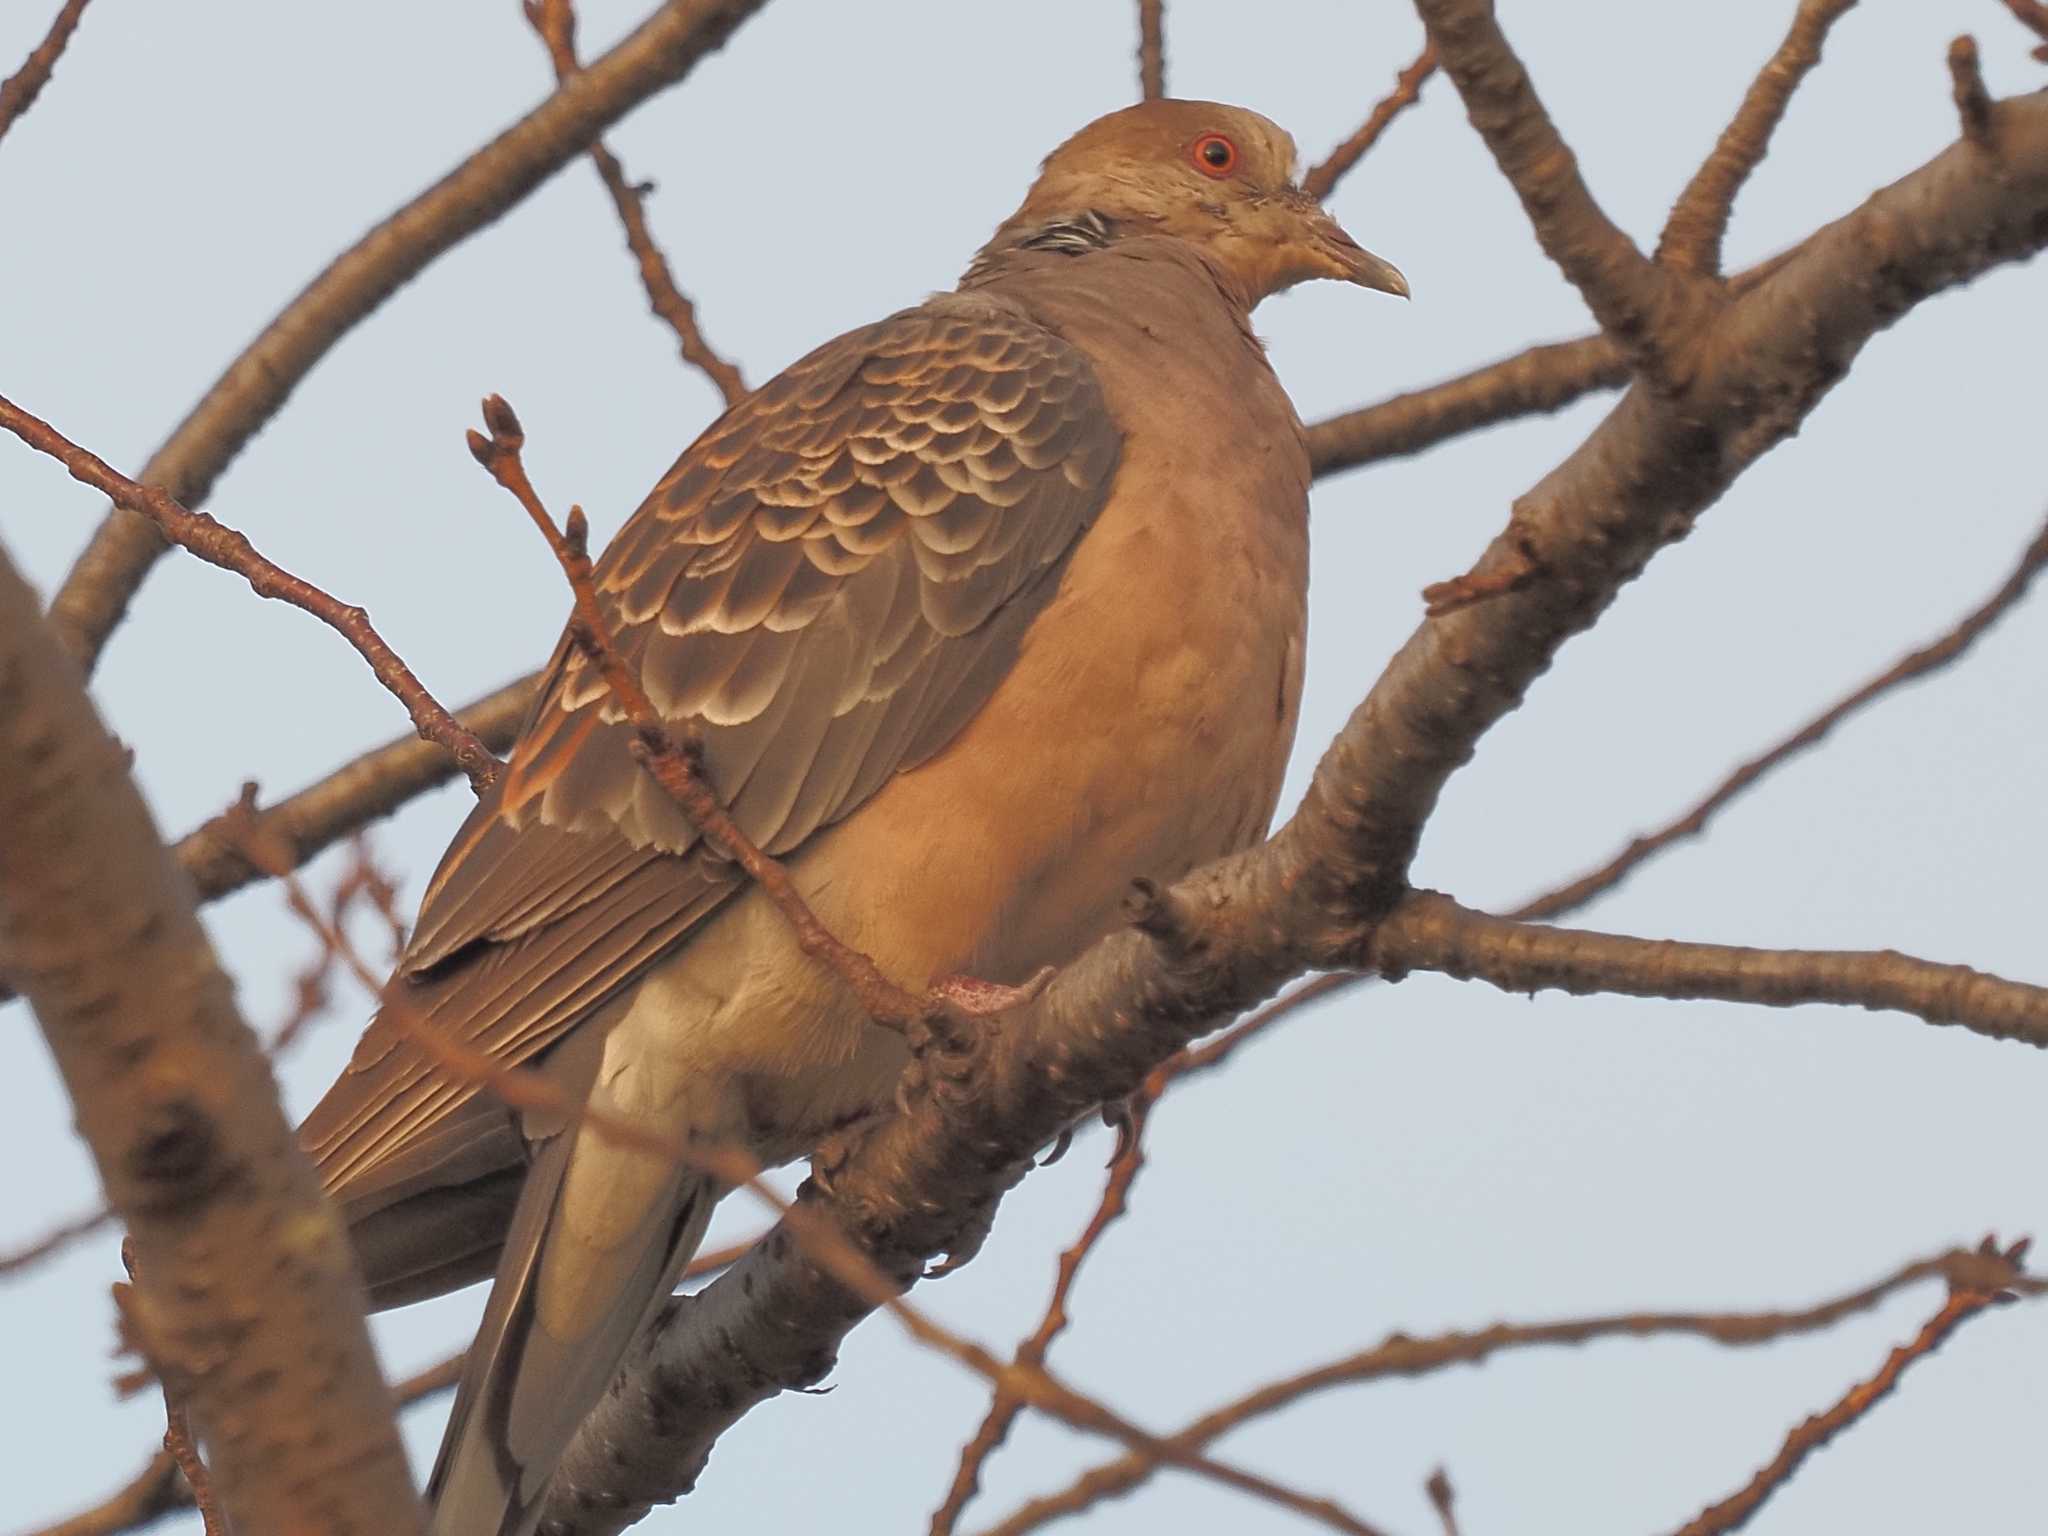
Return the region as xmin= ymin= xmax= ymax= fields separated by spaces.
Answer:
xmin=3 ymin=3 xmax=2044 ymax=1533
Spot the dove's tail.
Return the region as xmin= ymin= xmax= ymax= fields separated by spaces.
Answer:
xmin=426 ymin=1107 xmax=716 ymax=1536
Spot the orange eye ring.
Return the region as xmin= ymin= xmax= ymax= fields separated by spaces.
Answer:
xmin=1191 ymin=133 xmax=1238 ymax=178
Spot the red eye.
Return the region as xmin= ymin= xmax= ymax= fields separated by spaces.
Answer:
xmin=1191 ymin=133 xmax=1238 ymax=178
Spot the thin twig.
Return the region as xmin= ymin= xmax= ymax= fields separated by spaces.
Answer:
xmin=0 ymin=392 xmax=500 ymax=791
xmin=1516 ymin=507 xmax=2048 ymax=921
xmin=524 ymin=0 xmax=747 ymax=406
xmin=1998 ymin=0 xmax=2048 ymax=60
xmin=0 ymin=0 xmax=91 ymax=147
xmin=975 ymin=1244 xmax=2041 ymax=1536
xmin=0 ymin=1205 xmax=113 ymax=1280
xmin=1424 ymin=1469 xmax=1460 ymax=1536
xmin=1950 ymin=36 xmax=1995 ymax=147
xmin=465 ymin=395 xmax=927 ymax=1030
xmin=1667 ymin=1239 xmax=2034 ymax=1536
xmin=931 ymin=1091 xmax=1158 ymax=1535
xmin=1302 ymin=39 xmax=1439 ymax=201
xmin=1136 ymin=0 xmax=1165 ymax=100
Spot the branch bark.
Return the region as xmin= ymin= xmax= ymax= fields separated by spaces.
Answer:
xmin=41 ymin=0 xmax=771 ymax=674
xmin=537 ymin=86 xmax=2048 ymax=1535
xmin=0 ymin=543 xmax=420 ymax=1535
xmin=0 ymin=0 xmax=92 ymax=147
xmin=1374 ymin=893 xmax=2048 ymax=1048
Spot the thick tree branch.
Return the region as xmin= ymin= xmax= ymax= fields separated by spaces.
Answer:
xmin=1411 ymin=0 xmax=1700 ymax=371
xmin=975 ymin=1244 xmax=2036 ymax=1536
xmin=0 ymin=0 xmax=91 ymax=147
xmin=0 ymin=391 xmax=502 ymax=791
xmin=42 ymin=0 xmax=771 ymax=673
xmin=538 ymin=88 xmax=2048 ymax=1535
xmin=0 ymin=545 xmax=420 ymax=1535
xmin=1374 ymin=892 xmax=2048 ymax=1048
xmin=1658 ymin=0 xmax=1861 ymax=273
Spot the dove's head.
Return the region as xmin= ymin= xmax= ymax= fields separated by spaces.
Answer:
xmin=978 ymin=99 xmax=1407 ymax=305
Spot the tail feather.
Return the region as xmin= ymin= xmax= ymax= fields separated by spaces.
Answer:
xmin=427 ymin=1121 xmax=714 ymax=1536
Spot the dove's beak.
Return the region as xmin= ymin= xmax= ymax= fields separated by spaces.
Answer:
xmin=1303 ymin=204 xmax=1410 ymax=298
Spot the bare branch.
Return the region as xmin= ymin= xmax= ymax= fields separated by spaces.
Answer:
xmin=1136 ymin=0 xmax=1165 ymax=100
xmin=0 ymin=391 xmax=501 ymax=791
xmin=1950 ymin=35 xmax=1996 ymax=148
xmin=1309 ymin=334 xmax=1625 ymax=476
xmin=975 ymin=1244 xmax=2040 ymax=1536
xmin=0 ymin=543 xmax=420 ymax=1533
xmin=524 ymin=0 xmax=748 ymax=406
xmin=932 ymin=1094 xmax=1156 ymax=1535
xmin=1668 ymin=1239 xmax=2034 ymax=1536
xmin=1998 ymin=0 xmax=2048 ymax=61
xmin=1376 ymin=891 xmax=2048 ymax=1048
xmin=1519 ymin=504 xmax=2048 ymax=920
xmin=1411 ymin=0 xmax=1698 ymax=371
xmin=0 ymin=1204 xmax=112 ymax=1280
xmin=0 ymin=0 xmax=91 ymax=148
xmin=1424 ymin=1469 xmax=1459 ymax=1536
xmin=1302 ymin=39 xmax=1439 ymax=201
xmin=1658 ymin=0 xmax=1861 ymax=274
xmin=42 ymin=0 xmax=773 ymax=673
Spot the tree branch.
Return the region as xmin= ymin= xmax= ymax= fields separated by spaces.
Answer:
xmin=1135 ymin=0 xmax=1165 ymax=101
xmin=0 ymin=391 xmax=502 ymax=791
xmin=41 ymin=0 xmax=772 ymax=674
xmin=974 ymin=1243 xmax=2036 ymax=1536
xmin=524 ymin=0 xmax=748 ymax=406
xmin=1301 ymin=38 xmax=1438 ymax=202
xmin=0 ymin=544 xmax=420 ymax=1534
xmin=1669 ymin=1239 xmax=2033 ymax=1536
xmin=1373 ymin=892 xmax=2048 ymax=1049
xmin=1518 ymin=503 xmax=2048 ymax=919
xmin=1411 ymin=0 xmax=1699 ymax=372
xmin=1658 ymin=0 xmax=1862 ymax=273
xmin=538 ymin=86 xmax=2048 ymax=1534
xmin=0 ymin=0 xmax=91 ymax=147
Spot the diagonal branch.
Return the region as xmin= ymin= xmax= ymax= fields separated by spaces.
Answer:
xmin=1519 ymin=502 xmax=2048 ymax=919
xmin=1301 ymin=38 xmax=1438 ymax=201
xmin=0 ymin=0 xmax=92 ymax=148
xmin=0 ymin=392 xmax=501 ymax=791
xmin=1411 ymin=0 xmax=1700 ymax=373
xmin=524 ymin=0 xmax=747 ymax=406
xmin=1658 ymin=0 xmax=1862 ymax=274
xmin=42 ymin=0 xmax=773 ymax=674
xmin=1373 ymin=892 xmax=2048 ymax=1049
xmin=1669 ymin=1239 xmax=2033 ymax=1536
